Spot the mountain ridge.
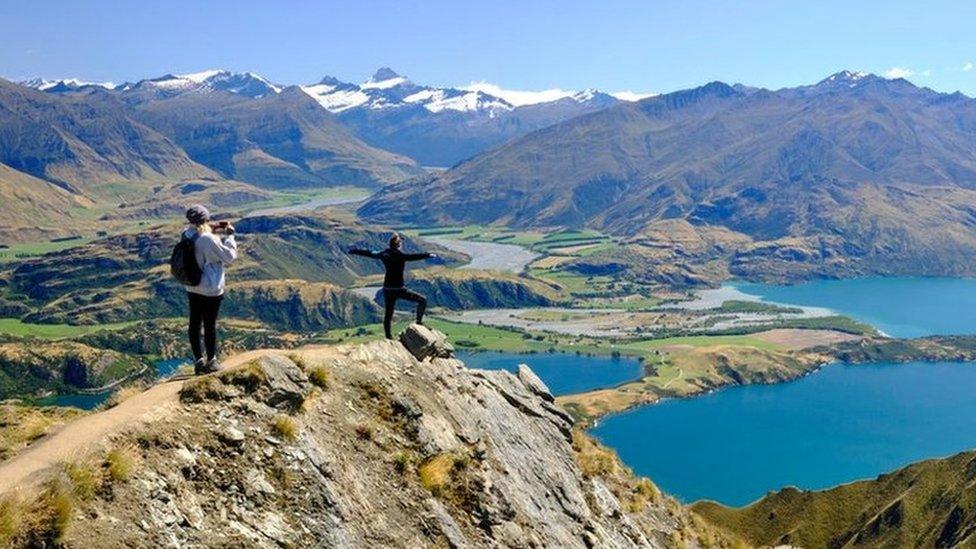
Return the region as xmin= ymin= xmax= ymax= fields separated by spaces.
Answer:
xmin=0 ymin=337 xmax=731 ymax=547
xmin=360 ymin=71 xmax=976 ymax=279
xmin=23 ymin=67 xmax=656 ymax=167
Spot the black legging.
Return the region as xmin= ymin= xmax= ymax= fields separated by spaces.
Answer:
xmin=188 ymin=293 xmax=224 ymax=361
xmin=382 ymin=288 xmax=426 ymax=339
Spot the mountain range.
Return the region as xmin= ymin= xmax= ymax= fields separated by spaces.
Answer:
xmin=12 ymin=67 xmax=976 ymax=278
xmin=2 ymin=67 xmax=654 ymax=232
xmin=22 ymin=68 xmax=653 ymax=167
xmin=360 ymin=71 xmax=976 ymax=278
xmin=301 ymin=68 xmax=649 ymax=166
xmin=0 ymin=70 xmax=418 ymax=231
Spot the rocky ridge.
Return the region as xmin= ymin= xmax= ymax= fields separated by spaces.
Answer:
xmin=21 ymin=327 xmax=727 ymax=547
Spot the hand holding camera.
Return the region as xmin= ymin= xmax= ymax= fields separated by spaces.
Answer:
xmin=211 ymin=220 xmax=236 ymax=235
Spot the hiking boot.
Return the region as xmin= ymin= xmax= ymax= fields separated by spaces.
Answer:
xmin=193 ymin=358 xmax=207 ymax=375
xmin=200 ymin=358 xmax=221 ymax=374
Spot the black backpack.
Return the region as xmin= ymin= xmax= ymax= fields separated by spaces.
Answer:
xmin=170 ymin=233 xmax=202 ymax=286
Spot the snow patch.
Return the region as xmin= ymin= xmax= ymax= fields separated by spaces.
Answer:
xmin=22 ymin=78 xmax=116 ymax=91
xmin=610 ymin=90 xmax=656 ymax=101
xmin=301 ymin=84 xmax=370 ymax=112
xmin=460 ymin=81 xmax=578 ymax=106
xmin=180 ymin=69 xmax=225 ymax=83
xmin=361 ymin=75 xmax=409 ymax=90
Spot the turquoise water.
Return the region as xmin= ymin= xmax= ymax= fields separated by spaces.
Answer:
xmin=456 ymin=351 xmax=643 ymax=396
xmin=735 ymin=277 xmax=976 ymax=338
xmin=591 ymin=361 xmax=976 ymax=507
xmin=39 ymin=358 xmax=188 ymax=410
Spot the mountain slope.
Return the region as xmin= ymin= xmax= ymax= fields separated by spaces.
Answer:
xmin=0 ymin=79 xmax=216 ymax=197
xmin=694 ymin=449 xmax=976 ymax=547
xmin=126 ymin=85 xmax=422 ymax=188
xmin=360 ymin=73 xmax=976 ymax=277
xmin=0 ymin=338 xmax=730 ymax=547
xmin=0 ymin=162 xmax=92 ymax=239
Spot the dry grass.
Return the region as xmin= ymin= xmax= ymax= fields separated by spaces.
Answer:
xmin=308 ymin=365 xmax=330 ymax=389
xmin=181 ymin=361 xmax=268 ymax=403
xmin=418 ymin=453 xmax=456 ymax=495
xmin=571 ymin=430 xmax=619 ymax=478
xmin=17 ymin=476 xmax=76 ymax=546
xmin=273 ymin=416 xmax=298 ymax=441
xmin=105 ymin=445 xmax=140 ymax=482
xmin=179 ymin=375 xmax=224 ymax=403
xmin=625 ymin=478 xmax=662 ymax=513
xmin=288 ymin=353 xmax=308 ymax=371
xmin=0 ymin=495 xmax=22 ymax=547
xmin=0 ymin=405 xmax=83 ymax=461
xmin=0 ymin=443 xmax=143 ymax=546
xmin=221 ymin=361 xmax=267 ymax=393
xmin=22 ymin=416 xmax=52 ymax=442
xmin=62 ymin=460 xmax=101 ymax=500
xmin=416 ymin=451 xmax=478 ymax=510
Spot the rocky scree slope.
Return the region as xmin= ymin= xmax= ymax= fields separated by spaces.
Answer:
xmin=54 ymin=329 xmax=726 ymax=548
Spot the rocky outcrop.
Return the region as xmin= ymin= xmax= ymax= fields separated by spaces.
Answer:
xmin=399 ymin=324 xmax=454 ymax=361
xmin=59 ymin=341 xmax=724 ymax=547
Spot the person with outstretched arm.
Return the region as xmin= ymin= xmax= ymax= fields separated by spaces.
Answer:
xmin=348 ymin=233 xmax=436 ymax=339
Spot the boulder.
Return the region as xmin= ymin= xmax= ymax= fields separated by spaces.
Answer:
xmin=517 ymin=364 xmax=554 ymax=402
xmin=219 ymin=426 xmax=246 ymax=446
xmin=254 ymin=355 xmax=312 ymax=411
xmin=399 ymin=324 xmax=454 ymax=361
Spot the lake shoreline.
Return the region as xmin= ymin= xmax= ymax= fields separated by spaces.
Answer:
xmin=568 ymin=333 xmax=976 ymax=426
xmin=596 ymin=359 xmax=976 ymax=506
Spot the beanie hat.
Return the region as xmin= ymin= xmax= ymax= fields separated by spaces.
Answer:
xmin=186 ymin=204 xmax=210 ymax=225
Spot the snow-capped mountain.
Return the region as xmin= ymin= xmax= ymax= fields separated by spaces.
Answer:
xmin=298 ymin=68 xmax=658 ymax=165
xmin=301 ymin=68 xmax=515 ymax=114
xmin=24 ymin=70 xmax=282 ymax=98
xmin=20 ymin=78 xmax=119 ymax=92
xmin=128 ymin=70 xmax=281 ymax=98
xmin=299 ymin=67 xmax=649 ymax=116
xmin=460 ymin=82 xmax=653 ymax=106
xmin=21 ymin=67 xmax=656 ymax=166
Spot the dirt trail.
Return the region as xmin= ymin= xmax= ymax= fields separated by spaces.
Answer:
xmin=0 ymin=348 xmax=293 ymax=496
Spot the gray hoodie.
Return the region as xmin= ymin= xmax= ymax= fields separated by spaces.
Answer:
xmin=182 ymin=228 xmax=238 ymax=297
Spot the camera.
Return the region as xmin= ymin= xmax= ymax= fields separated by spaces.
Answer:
xmin=210 ymin=220 xmax=234 ymax=234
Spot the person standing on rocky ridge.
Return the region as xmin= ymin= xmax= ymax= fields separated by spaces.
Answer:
xmin=348 ymin=233 xmax=436 ymax=339
xmin=182 ymin=204 xmax=238 ymax=374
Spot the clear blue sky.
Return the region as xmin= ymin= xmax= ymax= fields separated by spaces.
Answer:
xmin=3 ymin=0 xmax=976 ymax=95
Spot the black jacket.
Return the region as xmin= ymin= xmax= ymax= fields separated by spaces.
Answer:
xmin=349 ymin=247 xmax=431 ymax=288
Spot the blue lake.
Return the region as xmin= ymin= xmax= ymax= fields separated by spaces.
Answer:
xmin=591 ymin=361 xmax=976 ymax=507
xmin=735 ymin=277 xmax=976 ymax=338
xmin=456 ymin=351 xmax=643 ymax=396
xmin=39 ymin=358 xmax=187 ymax=410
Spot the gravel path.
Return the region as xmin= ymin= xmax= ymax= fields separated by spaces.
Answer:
xmin=0 ymin=347 xmax=341 ymax=495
